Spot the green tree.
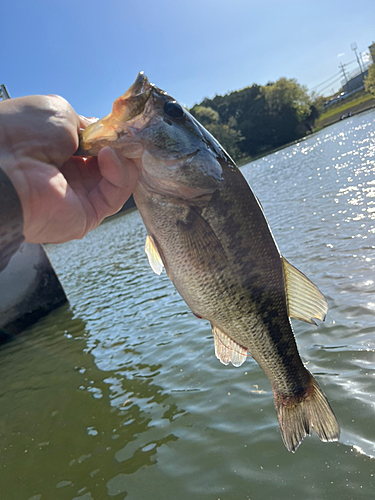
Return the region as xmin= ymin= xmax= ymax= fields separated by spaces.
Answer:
xmin=191 ymin=105 xmax=220 ymax=126
xmin=262 ymin=77 xmax=311 ymax=121
xmin=190 ymin=106 xmax=243 ymax=160
xmin=364 ymin=64 xmax=375 ymax=96
xmin=205 ymin=122 xmax=243 ymax=160
xmin=191 ymin=77 xmax=315 ymax=159
xmin=310 ymin=93 xmax=326 ymax=114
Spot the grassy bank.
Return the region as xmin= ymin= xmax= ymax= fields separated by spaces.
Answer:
xmin=314 ymin=92 xmax=375 ymax=130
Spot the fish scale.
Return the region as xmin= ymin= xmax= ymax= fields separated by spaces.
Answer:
xmin=76 ymin=72 xmax=340 ymax=453
xmin=134 ymin=169 xmax=331 ymax=444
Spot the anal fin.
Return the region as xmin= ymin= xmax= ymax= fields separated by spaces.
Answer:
xmin=212 ymin=325 xmax=248 ymax=367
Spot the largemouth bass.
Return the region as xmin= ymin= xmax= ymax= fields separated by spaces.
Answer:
xmin=76 ymin=72 xmax=340 ymax=452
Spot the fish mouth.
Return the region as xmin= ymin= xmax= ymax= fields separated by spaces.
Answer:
xmin=113 ymin=71 xmax=152 ymax=122
xmin=122 ymin=71 xmax=151 ymax=100
xmin=77 ymin=72 xmax=152 ymax=155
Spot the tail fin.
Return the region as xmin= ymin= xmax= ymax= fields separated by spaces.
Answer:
xmin=274 ymin=375 xmax=340 ymax=453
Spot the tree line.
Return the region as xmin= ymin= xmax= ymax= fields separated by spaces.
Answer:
xmin=364 ymin=62 xmax=375 ymax=97
xmin=189 ymin=78 xmax=320 ymax=161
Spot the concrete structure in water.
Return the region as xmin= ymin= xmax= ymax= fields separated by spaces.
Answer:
xmin=0 ymin=243 xmax=67 ymax=340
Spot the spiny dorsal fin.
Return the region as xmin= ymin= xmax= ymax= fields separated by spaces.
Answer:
xmin=145 ymin=235 xmax=164 ymax=275
xmin=282 ymin=257 xmax=328 ymax=325
xmin=212 ymin=325 xmax=248 ymax=367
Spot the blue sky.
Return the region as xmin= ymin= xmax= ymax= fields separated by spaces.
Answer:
xmin=2 ymin=0 xmax=374 ymax=118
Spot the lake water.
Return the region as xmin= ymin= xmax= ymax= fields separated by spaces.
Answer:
xmin=1 ymin=110 xmax=375 ymax=500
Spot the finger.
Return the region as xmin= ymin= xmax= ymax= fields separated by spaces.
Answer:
xmin=0 ymin=95 xmax=81 ymax=166
xmin=87 ymin=147 xmax=139 ymax=224
xmin=61 ymin=156 xmax=101 ymax=193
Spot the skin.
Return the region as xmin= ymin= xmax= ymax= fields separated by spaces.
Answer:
xmin=0 ymin=95 xmax=139 ymax=244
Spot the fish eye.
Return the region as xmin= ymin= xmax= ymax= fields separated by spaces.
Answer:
xmin=164 ymin=101 xmax=184 ymax=119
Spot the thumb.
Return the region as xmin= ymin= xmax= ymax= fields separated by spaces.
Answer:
xmin=87 ymin=147 xmax=139 ymax=223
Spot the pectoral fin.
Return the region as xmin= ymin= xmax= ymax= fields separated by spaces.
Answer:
xmin=145 ymin=235 xmax=164 ymax=275
xmin=282 ymin=257 xmax=328 ymax=324
xmin=212 ymin=325 xmax=248 ymax=367
xmin=176 ymin=208 xmax=227 ymax=269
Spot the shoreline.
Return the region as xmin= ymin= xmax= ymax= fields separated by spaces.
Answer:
xmin=313 ymin=96 xmax=375 ymax=130
xmin=237 ymin=99 xmax=375 ymax=167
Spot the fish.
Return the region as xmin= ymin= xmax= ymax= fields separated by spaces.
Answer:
xmin=76 ymin=72 xmax=340 ymax=452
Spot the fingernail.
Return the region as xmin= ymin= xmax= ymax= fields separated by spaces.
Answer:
xmin=79 ymin=115 xmax=99 ymax=126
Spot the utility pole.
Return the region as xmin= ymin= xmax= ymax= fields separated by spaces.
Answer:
xmin=351 ymin=42 xmax=363 ymax=75
xmin=339 ymin=62 xmax=349 ymax=85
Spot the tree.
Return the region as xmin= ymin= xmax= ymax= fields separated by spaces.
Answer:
xmin=205 ymin=122 xmax=243 ymax=160
xmin=190 ymin=77 xmax=316 ymax=159
xmin=262 ymin=78 xmax=311 ymax=121
xmin=364 ymin=64 xmax=375 ymax=97
xmin=190 ymin=106 xmax=243 ymax=160
xmin=191 ymin=106 xmax=219 ymax=126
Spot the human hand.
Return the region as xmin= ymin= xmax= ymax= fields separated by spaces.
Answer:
xmin=0 ymin=95 xmax=139 ymax=244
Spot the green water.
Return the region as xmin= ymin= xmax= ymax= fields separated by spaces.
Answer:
xmin=1 ymin=110 xmax=375 ymax=499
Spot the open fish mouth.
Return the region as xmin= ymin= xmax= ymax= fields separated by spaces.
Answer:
xmin=122 ymin=71 xmax=151 ymax=99
xmin=76 ymin=72 xmax=152 ymax=154
xmin=111 ymin=71 xmax=152 ymax=123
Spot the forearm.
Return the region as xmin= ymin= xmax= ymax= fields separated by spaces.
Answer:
xmin=0 ymin=167 xmax=24 ymax=271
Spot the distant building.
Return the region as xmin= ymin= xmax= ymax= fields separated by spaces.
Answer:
xmin=341 ymin=42 xmax=374 ymax=94
xmin=342 ymin=69 xmax=368 ymax=93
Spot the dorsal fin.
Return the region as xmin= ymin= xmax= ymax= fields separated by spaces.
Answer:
xmin=212 ymin=325 xmax=248 ymax=367
xmin=282 ymin=257 xmax=328 ymax=325
xmin=145 ymin=235 xmax=164 ymax=275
